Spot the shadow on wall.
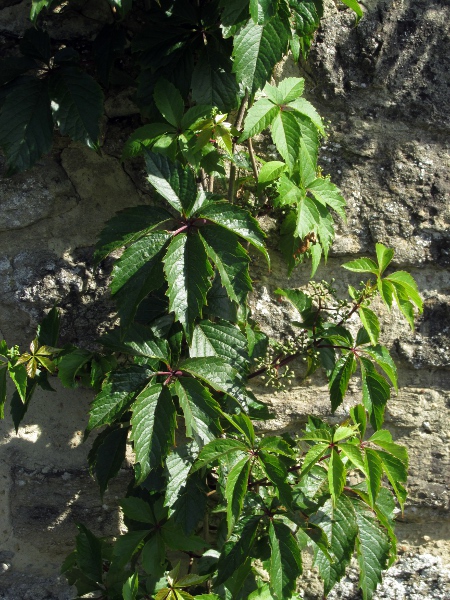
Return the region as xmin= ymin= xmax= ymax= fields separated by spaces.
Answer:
xmin=0 ymin=380 xmax=129 ymax=578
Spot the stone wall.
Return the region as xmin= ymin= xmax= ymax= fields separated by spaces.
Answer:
xmin=0 ymin=0 xmax=449 ymax=598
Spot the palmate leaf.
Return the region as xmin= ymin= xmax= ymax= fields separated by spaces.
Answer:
xmin=200 ymin=225 xmax=252 ymax=305
xmin=174 ymin=378 xmax=222 ymax=446
xmin=269 ymin=520 xmax=302 ymax=599
xmin=85 ymin=365 xmax=153 ymax=436
xmin=130 ymin=384 xmax=176 ymax=483
xmin=49 ymin=67 xmax=103 ymax=149
xmin=197 ymin=201 xmax=268 ymax=263
xmin=311 ymin=496 xmax=358 ymax=596
xmin=232 ymin=9 xmax=290 ymax=94
xmin=0 ymin=77 xmax=53 ymax=174
xmin=307 ymin=177 xmax=346 ymax=220
xmin=163 ymin=234 xmax=213 ymax=340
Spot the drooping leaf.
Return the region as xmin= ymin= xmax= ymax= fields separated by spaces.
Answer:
xmin=50 ymin=67 xmax=104 ymax=149
xmin=362 ymin=345 xmax=398 ymax=391
xmin=86 ymin=365 xmax=153 ymax=436
xmin=0 ymin=77 xmax=53 ymax=174
xmin=89 ymin=426 xmax=128 ymax=497
xmin=268 ymin=520 xmax=302 ymax=599
xmin=311 ymin=496 xmax=358 ymax=595
xmin=384 ymin=271 xmax=423 ymax=312
xmin=174 ymin=378 xmax=221 ymax=446
xmin=8 ymin=363 xmax=27 ymax=403
xmin=352 ymin=498 xmax=391 ymax=600
xmin=198 ymin=201 xmax=268 ymax=263
xmin=110 ymin=530 xmax=149 ymax=571
xmin=121 ymin=497 xmax=155 ymax=524
xmin=364 ymin=448 xmax=383 ymax=507
xmin=168 ymin=473 xmax=207 ymax=536
xmin=163 ymin=234 xmax=213 ymax=340
xmin=375 ymin=450 xmax=408 ymax=511
xmin=75 ymin=524 xmax=103 ymax=584
xmin=259 ymin=450 xmax=292 ymax=507
xmin=153 ymin=78 xmax=185 ymax=128
xmin=368 ymin=430 xmax=408 ymax=465
xmin=328 ymin=352 xmax=356 ymax=411
xmin=215 ymin=515 xmax=261 ymax=585
xmin=164 ymin=443 xmax=197 ymax=512
xmin=359 ymin=357 xmax=390 ymax=431
xmin=130 ymin=384 xmax=176 ymax=483
xmin=141 ymin=533 xmax=166 ymax=577
xmin=328 ymin=447 xmax=346 ymax=505
xmin=225 ymin=456 xmax=251 ymax=536
xmin=200 ymin=226 xmax=252 ymax=305
xmin=358 ymin=306 xmax=380 ymax=345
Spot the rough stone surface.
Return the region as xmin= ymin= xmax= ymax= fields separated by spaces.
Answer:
xmin=0 ymin=1 xmax=449 ymax=599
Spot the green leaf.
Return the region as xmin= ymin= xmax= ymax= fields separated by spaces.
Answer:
xmin=352 ymin=498 xmax=391 ymax=600
xmin=86 ymin=366 xmax=153 ymax=435
xmin=250 ymin=0 xmax=279 ymax=24
xmin=342 ymin=257 xmax=379 ymax=274
xmin=259 ymin=451 xmax=292 ymax=507
xmin=94 ymin=206 xmax=173 ymax=265
xmin=8 ymin=363 xmax=27 ymax=403
xmin=271 ymin=110 xmax=301 ymax=170
xmin=144 ymin=152 xmax=198 ymax=215
xmin=359 ymin=357 xmax=390 ymax=431
xmin=164 ymin=444 xmax=197 ymax=512
xmin=350 ymin=404 xmax=367 ymax=438
xmin=375 ymin=244 xmax=394 ymax=275
xmin=376 ymin=450 xmax=408 ymax=511
xmin=368 ymin=430 xmax=408 ymax=465
xmin=275 ymin=287 xmax=312 ymax=315
xmin=364 ymin=448 xmax=383 ymax=507
xmin=232 ymin=12 xmax=290 ymax=94
xmin=258 ymin=436 xmax=294 ymax=457
xmin=385 ymin=271 xmax=423 ymax=312
xmin=215 ymin=515 xmax=261 ymax=585
xmin=190 ymin=320 xmax=249 ymax=372
xmin=268 ymin=520 xmax=302 ymax=599
xmin=296 ymin=114 xmax=319 ymax=187
xmin=75 ymin=524 xmax=103 ymax=584
xmin=121 ymin=123 xmax=173 ymax=159
xmin=50 ymin=67 xmax=103 ymax=149
xmin=179 ymin=357 xmax=244 ymax=404
xmin=30 ymin=0 xmax=56 ymax=22
xmin=0 ymin=77 xmax=53 ymax=174
xmin=89 ymin=426 xmax=128 ymax=497
xmin=340 ymin=0 xmax=363 ymax=19
xmin=153 ymin=78 xmax=184 ymax=128
xmin=329 ymin=352 xmax=356 ymax=411
xmin=226 ymin=456 xmax=251 ymax=536
xmin=57 ymin=348 xmax=92 ymax=388
xmin=295 ymin=196 xmax=320 ymax=239
xmin=20 ymin=27 xmax=51 ymax=64
xmin=200 ymin=226 xmax=252 ymax=305
xmin=299 ymin=443 xmax=329 ymax=477
xmin=307 ymin=177 xmax=346 ymax=220
xmin=141 ymin=533 xmax=166 ymax=576
xmin=378 ymin=278 xmax=394 ymax=308
xmin=174 ymin=378 xmax=221 ymax=446
xmin=0 ymin=57 xmax=37 ymax=86
xmin=311 ymin=496 xmax=358 ymax=596
xmin=198 ymin=201 xmax=268 ymax=263
xmin=276 ymin=77 xmax=305 ymax=104
xmin=0 ymin=366 xmax=6 ymax=419
xmin=191 ymin=438 xmax=248 ymax=472
xmin=361 ymin=345 xmax=398 ymax=391
xmin=328 ymin=447 xmax=346 ymax=504
xmin=257 ymin=160 xmax=286 ymax=190
xmin=164 ymin=234 xmax=213 ymax=340
xmin=191 ymin=47 xmax=238 ymax=112
xmin=93 ymin=24 xmax=127 ymax=88
xmin=288 ymin=97 xmax=324 ymax=134
xmin=239 ymin=98 xmax=279 ymax=141
xmin=167 ymin=474 xmax=207 ymax=536
xmin=358 ymin=306 xmax=380 ymax=345
xmin=339 ymin=442 xmax=366 ymax=474
xmin=37 ymin=307 xmax=60 ymax=347
xmin=123 ymin=572 xmax=139 ymax=600
xmin=130 ymin=384 xmax=176 ymax=483
xmin=120 ymin=497 xmax=155 ymax=524
xmin=100 ymin=324 xmax=169 ymax=362
xmin=111 ymin=530 xmax=149 ymax=571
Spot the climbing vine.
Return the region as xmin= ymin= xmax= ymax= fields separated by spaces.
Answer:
xmin=0 ymin=1 xmax=423 ymax=599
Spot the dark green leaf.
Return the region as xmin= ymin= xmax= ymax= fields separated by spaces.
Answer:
xmin=268 ymin=520 xmax=302 ymax=599
xmin=200 ymin=226 xmax=252 ymax=305
xmin=361 ymin=345 xmax=398 ymax=391
xmin=239 ymin=98 xmax=279 ymax=142
xmin=110 ymin=530 xmax=149 ymax=571
xmin=120 ymin=497 xmax=155 ymax=524
xmin=93 ymin=24 xmax=126 ymax=87
xmin=0 ymin=77 xmax=53 ymax=174
xmin=86 ymin=365 xmax=153 ymax=435
xmin=192 ymin=438 xmax=248 ymax=472
xmin=233 ymin=11 xmax=290 ymax=94
xmin=191 ymin=47 xmax=238 ymax=112
xmin=8 ymin=363 xmax=27 ymax=403
xmin=50 ymin=67 xmax=103 ymax=149
xmin=259 ymin=451 xmax=292 ymax=507
xmin=174 ymin=378 xmax=221 ymax=446
xmin=164 ymin=443 xmax=197 ymax=513
xmin=91 ymin=426 xmax=128 ymax=497
xmin=250 ymin=0 xmax=279 ymax=24
xmin=329 ymin=352 xmax=356 ymax=411
xmin=180 ymin=356 xmax=245 ymax=404
xmin=215 ymin=515 xmax=261 ymax=585
xmin=198 ymin=201 xmax=268 ymax=262
xmin=364 ymin=448 xmax=383 ymax=507
xmin=376 ymin=450 xmax=408 ymax=511
xmin=190 ymin=319 xmax=249 ymax=372
xmin=37 ymin=307 xmax=60 ymax=347
xmin=75 ymin=524 xmax=103 ymax=584
xmin=57 ymin=348 xmax=93 ymax=388
xmin=130 ymin=384 xmax=176 ymax=483
xmin=164 ymin=234 xmax=213 ymax=340
xmin=121 ymin=123 xmax=173 ymax=159
xmin=328 ymin=447 xmax=346 ymax=505
xmin=153 ymin=78 xmax=184 ymax=128
xmin=226 ymin=456 xmax=251 ymax=536
xmin=20 ymin=27 xmax=50 ymax=64
xmin=0 ymin=57 xmax=37 ymax=86
xmin=358 ymin=306 xmax=380 ymax=345
xmin=100 ymin=323 xmax=169 ymax=362
xmin=0 ymin=366 xmax=6 ymax=419
xmin=123 ymin=572 xmax=139 ymax=600
xmin=359 ymin=357 xmax=390 ymax=431
xmin=299 ymin=443 xmax=329 ymax=477
xmin=350 ymin=403 xmax=367 ymax=438
xmin=141 ymin=534 xmax=166 ymax=576
xmin=169 ymin=473 xmax=207 ymax=535
xmin=144 ymin=152 xmax=197 ymax=215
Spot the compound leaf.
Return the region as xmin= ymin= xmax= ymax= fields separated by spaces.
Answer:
xmin=174 ymin=378 xmax=221 ymax=446
xmin=268 ymin=520 xmax=302 ymax=599
xmin=225 ymin=456 xmax=251 ymax=536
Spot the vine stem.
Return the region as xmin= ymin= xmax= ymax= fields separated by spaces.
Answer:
xmin=228 ymin=90 xmax=249 ymax=203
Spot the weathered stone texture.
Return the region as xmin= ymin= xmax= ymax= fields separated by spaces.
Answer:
xmin=0 ymin=0 xmax=449 ymax=598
